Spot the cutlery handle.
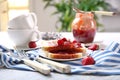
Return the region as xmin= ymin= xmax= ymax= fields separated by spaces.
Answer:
xmin=73 ymin=7 xmax=116 ymax=16
xmin=93 ymin=11 xmax=115 ymax=16
xmin=37 ymin=57 xmax=71 ymax=73
xmin=22 ymin=59 xmax=51 ymax=75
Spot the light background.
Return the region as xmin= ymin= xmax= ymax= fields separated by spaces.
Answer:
xmin=30 ymin=0 xmax=120 ymax=32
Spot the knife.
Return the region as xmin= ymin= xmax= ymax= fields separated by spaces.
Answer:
xmin=22 ymin=59 xmax=51 ymax=75
xmin=36 ymin=57 xmax=71 ymax=73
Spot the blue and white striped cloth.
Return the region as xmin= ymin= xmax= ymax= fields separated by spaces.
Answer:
xmin=1 ymin=41 xmax=120 ymax=75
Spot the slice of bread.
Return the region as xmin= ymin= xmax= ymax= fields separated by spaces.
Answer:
xmin=42 ymin=38 xmax=86 ymax=59
xmin=44 ymin=51 xmax=83 ymax=59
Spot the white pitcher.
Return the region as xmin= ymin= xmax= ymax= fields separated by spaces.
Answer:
xmin=8 ymin=12 xmax=37 ymax=30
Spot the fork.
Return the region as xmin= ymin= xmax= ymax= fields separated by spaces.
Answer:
xmin=11 ymin=47 xmax=51 ymax=75
xmin=19 ymin=49 xmax=71 ymax=73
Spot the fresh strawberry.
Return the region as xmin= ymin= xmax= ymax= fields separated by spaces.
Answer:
xmin=74 ymin=43 xmax=82 ymax=48
xmin=81 ymin=56 xmax=95 ymax=65
xmin=57 ymin=38 xmax=67 ymax=46
xmin=88 ymin=44 xmax=99 ymax=51
xmin=61 ymin=37 xmax=67 ymax=41
xmin=72 ymin=40 xmax=77 ymax=43
xmin=64 ymin=41 xmax=71 ymax=46
xmin=28 ymin=41 xmax=37 ymax=48
xmin=57 ymin=39 xmax=64 ymax=46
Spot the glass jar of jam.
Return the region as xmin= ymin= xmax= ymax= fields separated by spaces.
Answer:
xmin=72 ymin=12 xmax=96 ymax=43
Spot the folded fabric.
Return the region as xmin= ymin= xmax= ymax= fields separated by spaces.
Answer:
xmin=1 ymin=41 xmax=120 ymax=75
xmin=65 ymin=41 xmax=120 ymax=75
xmin=0 ymin=45 xmax=35 ymax=71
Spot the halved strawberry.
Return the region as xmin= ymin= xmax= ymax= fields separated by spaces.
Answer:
xmin=81 ymin=56 xmax=95 ymax=65
xmin=88 ymin=44 xmax=99 ymax=51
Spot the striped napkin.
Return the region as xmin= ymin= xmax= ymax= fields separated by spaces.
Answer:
xmin=0 ymin=45 xmax=34 ymax=71
xmin=64 ymin=41 xmax=120 ymax=75
xmin=1 ymin=41 xmax=120 ymax=75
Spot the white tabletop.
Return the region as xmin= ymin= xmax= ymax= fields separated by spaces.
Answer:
xmin=1 ymin=32 xmax=120 ymax=80
xmin=1 ymin=32 xmax=120 ymax=48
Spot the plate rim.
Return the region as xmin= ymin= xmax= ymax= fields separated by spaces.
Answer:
xmin=12 ymin=46 xmax=41 ymax=51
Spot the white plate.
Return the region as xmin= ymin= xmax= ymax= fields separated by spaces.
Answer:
xmin=17 ymin=47 xmax=40 ymax=51
xmin=38 ymin=49 xmax=83 ymax=61
xmin=13 ymin=46 xmax=41 ymax=51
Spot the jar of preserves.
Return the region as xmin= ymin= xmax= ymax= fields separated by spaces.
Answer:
xmin=72 ymin=12 xmax=96 ymax=43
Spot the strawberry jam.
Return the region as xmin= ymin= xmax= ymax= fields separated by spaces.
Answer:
xmin=72 ymin=12 xmax=96 ymax=43
xmin=73 ymin=28 xmax=96 ymax=43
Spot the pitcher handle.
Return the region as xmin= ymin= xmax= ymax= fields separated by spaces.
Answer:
xmin=30 ymin=12 xmax=37 ymax=28
xmin=31 ymin=30 xmax=40 ymax=42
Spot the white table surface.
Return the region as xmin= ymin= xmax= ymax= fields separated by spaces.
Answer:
xmin=1 ymin=32 xmax=120 ymax=80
